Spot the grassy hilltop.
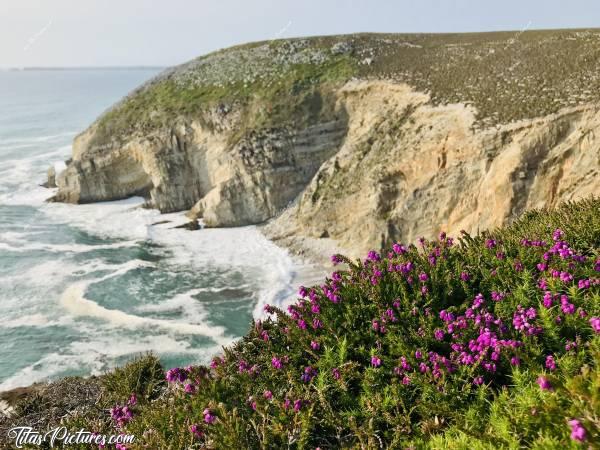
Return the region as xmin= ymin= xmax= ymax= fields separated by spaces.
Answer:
xmin=93 ymin=29 xmax=600 ymax=145
xmin=3 ymin=198 xmax=598 ymax=449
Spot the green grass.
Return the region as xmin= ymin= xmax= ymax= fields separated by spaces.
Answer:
xmin=91 ymin=29 xmax=600 ymax=148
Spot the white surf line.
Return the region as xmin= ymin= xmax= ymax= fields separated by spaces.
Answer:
xmin=60 ymin=283 xmax=230 ymax=346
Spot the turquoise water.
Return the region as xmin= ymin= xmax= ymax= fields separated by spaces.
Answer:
xmin=0 ymin=69 xmax=318 ymax=390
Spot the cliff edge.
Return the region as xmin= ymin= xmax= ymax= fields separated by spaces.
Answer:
xmin=50 ymin=31 xmax=600 ymax=259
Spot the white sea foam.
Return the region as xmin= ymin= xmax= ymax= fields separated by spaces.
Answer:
xmin=0 ymin=334 xmax=223 ymax=391
xmin=60 ymin=283 xmax=230 ymax=344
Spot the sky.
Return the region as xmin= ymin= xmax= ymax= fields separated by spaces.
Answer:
xmin=1 ymin=0 xmax=599 ymax=68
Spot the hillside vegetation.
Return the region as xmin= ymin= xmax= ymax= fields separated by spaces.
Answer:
xmin=4 ymin=198 xmax=599 ymax=449
xmin=93 ymin=29 xmax=600 ymax=144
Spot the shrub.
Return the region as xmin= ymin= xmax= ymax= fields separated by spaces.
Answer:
xmin=84 ymin=199 xmax=600 ymax=448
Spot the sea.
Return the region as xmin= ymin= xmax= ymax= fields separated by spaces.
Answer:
xmin=0 ymin=69 xmax=322 ymax=391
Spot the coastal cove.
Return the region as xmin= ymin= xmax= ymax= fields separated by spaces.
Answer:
xmin=0 ymin=68 xmax=324 ymax=392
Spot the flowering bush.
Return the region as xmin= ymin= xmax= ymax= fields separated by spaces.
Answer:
xmin=78 ymin=199 xmax=600 ymax=449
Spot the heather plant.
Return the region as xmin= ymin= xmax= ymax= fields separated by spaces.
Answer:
xmin=74 ymin=199 xmax=599 ymax=448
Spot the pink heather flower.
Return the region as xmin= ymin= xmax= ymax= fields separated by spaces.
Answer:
xmin=565 ymin=341 xmax=577 ymax=352
xmin=514 ymin=260 xmax=524 ymax=272
xmin=552 ymin=228 xmax=563 ymax=241
xmin=271 ymin=357 xmax=283 ymax=370
xmin=421 ymin=285 xmax=429 ymax=295
xmin=310 ymin=341 xmax=320 ymax=351
xmin=371 ymin=356 xmax=382 ymax=367
xmin=367 ymin=250 xmax=381 ymax=262
xmin=298 ymin=286 xmax=308 ymax=297
xmin=590 ymin=317 xmax=600 ymax=333
xmin=460 ymin=271 xmax=471 ymax=281
xmin=542 ymin=291 xmax=554 ymax=308
xmin=331 ymin=254 xmax=342 ymax=265
xmin=473 ymin=376 xmax=484 ymax=386
xmin=537 ymin=263 xmax=548 ymax=271
xmin=418 ymin=272 xmax=429 ymax=282
xmin=165 ymin=367 xmax=187 ymax=383
xmin=392 ymin=243 xmax=407 ymax=254
xmin=184 ymin=383 xmax=196 ymax=394
xmin=510 ymin=356 xmax=521 ymax=366
xmin=578 ymin=279 xmax=591 ymax=290
xmin=263 ymin=390 xmax=273 ymax=400
xmin=473 ymin=293 xmax=485 ymax=309
xmin=491 ymin=291 xmax=505 ymax=302
xmin=190 ymin=424 xmax=204 ymax=439
xmin=434 ymin=329 xmax=445 ymax=341
xmin=536 ymin=376 xmax=552 ymax=391
xmin=293 ymin=399 xmax=303 ymax=412
xmin=545 ymin=355 xmax=557 ymax=371
xmin=560 ymin=295 xmax=575 ymax=315
xmin=415 ymin=350 xmax=423 ymax=360
xmin=568 ymin=419 xmax=587 ymax=442
xmin=203 ymin=408 xmax=216 ymax=424
xmin=128 ymin=394 xmax=137 ymax=406
xmin=486 ymin=239 xmax=496 ymax=249
xmin=402 ymin=375 xmax=411 ymax=385
xmin=332 ymin=368 xmax=341 ymax=380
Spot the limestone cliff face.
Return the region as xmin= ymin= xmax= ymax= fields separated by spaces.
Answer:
xmin=54 ymin=79 xmax=599 ymax=258
xmin=265 ymin=81 xmax=600 ymax=258
xmin=52 ymin=32 xmax=600 ymax=259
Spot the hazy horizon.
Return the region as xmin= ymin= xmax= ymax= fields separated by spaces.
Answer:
xmin=2 ymin=0 xmax=600 ymax=68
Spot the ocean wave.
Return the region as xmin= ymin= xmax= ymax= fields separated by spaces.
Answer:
xmin=60 ymin=283 xmax=230 ymax=343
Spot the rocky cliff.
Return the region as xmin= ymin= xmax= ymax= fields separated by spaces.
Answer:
xmin=51 ymin=31 xmax=600 ymax=260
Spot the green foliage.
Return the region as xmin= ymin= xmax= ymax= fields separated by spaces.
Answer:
xmin=71 ymin=199 xmax=599 ymax=449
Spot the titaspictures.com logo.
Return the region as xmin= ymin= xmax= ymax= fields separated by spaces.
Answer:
xmin=8 ymin=426 xmax=135 ymax=448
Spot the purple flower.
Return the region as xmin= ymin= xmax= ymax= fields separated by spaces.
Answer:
xmin=590 ymin=317 xmax=600 ymax=333
xmin=371 ymin=356 xmax=382 ymax=367
xmin=331 ymin=254 xmax=342 ymax=265
xmin=510 ymin=356 xmax=521 ymax=366
xmin=536 ymin=376 xmax=552 ymax=391
xmin=415 ymin=350 xmax=423 ymax=360
xmin=568 ymin=419 xmax=587 ymax=442
xmin=552 ymin=228 xmax=563 ymax=241
xmin=310 ymin=340 xmax=320 ymax=351
xmin=578 ymin=279 xmax=591 ymax=289
xmin=271 ymin=357 xmax=283 ymax=370
xmin=165 ymin=367 xmax=187 ymax=383
xmin=293 ymin=399 xmax=303 ymax=412
xmin=298 ymin=286 xmax=308 ymax=297
xmin=184 ymin=383 xmax=196 ymax=394
xmin=332 ymin=368 xmax=341 ymax=380
xmin=190 ymin=424 xmax=204 ymax=439
xmin=486 ymin=239 xmax=496 ymax=249
xmin=392 ymin=243 xmax=407 ymax=255
xmin=402 ymin=375 xmax=411 ymax=385
xmin=434 ymin=329 xmax=445 ymax=341
xmin=367 ymin=250 xmax=381 ymax=262
xmin=473 ymin=376 xmax=484 ymax=386
xmin=203 ymin=408 xmax=216 ymax=424
xmin=263 ymin=390 xmax=273 ymax=400
xmin=460 ymin=271 xmax=471 ymax=282
xmin=545 ymin=355 xmax=557 ymax=371
xmin=418 ymin=272 xmax=429 ymax=282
